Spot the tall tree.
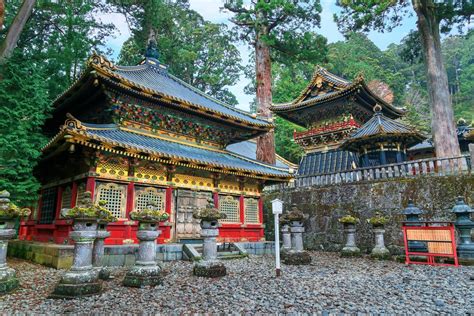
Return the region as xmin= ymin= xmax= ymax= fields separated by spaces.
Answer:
xmin=117 ymin=0 xmax=242 ymax=105
xmin=0 ymin=54 xmax=49 ymax=205
xmin=0 ymin=0 xmax=35 ymax=63
xmin=335 ymin=0 xmax=473 ymax=158
xmin=224 ymin=0 xmax=323 ymax=164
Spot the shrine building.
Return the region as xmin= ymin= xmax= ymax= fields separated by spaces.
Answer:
xmin=20 ymin=47 xmax=293 ymax=245
xmin=270 ymin=66 xmax=417 ymax=175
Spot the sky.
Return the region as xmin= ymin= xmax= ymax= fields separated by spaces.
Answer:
xmin=100 ymin=0 xmax=417 ymax=112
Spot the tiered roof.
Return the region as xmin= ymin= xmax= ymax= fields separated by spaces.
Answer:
xmin=52 ymin=54 xmax=272 ymax=140
xmin=342 ymin=108 xmax=425 ymax=151
xmin=270 ymin=66 xmax=405 ymax=127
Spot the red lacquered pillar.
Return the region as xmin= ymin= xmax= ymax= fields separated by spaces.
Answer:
xmin=54 ymin=186 xmax=63 ymax=220
xmin=70 ymin=182 xmax=78 ymax=207
xmin=86 ymin=177 xmax=95 ymax=194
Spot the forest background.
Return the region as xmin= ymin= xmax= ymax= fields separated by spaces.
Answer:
xmin=0 ymin=0 xmax=472 ymax=204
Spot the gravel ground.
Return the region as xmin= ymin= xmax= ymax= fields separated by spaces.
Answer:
xmin=1 ymin=252 xmax=473 ymax=315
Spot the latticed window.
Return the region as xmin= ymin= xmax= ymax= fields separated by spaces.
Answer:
xmin=61 ymin=186 xmax=72 ymax=210
xmin=39 ymin=188 xmax=58 ymax=224
xmin=219 ymin=195 xmax=240 ymax=223
xmin=135 ymin=187 xmax=165 ymax=211
xmin=244 ymin=198 xmax=259 ymax=224
xmin=95 ymin=182 xmax=127 ymax=219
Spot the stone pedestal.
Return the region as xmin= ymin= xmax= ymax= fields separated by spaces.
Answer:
xmin=93 ymin=224 xmax=111 ymax=280
xmin=370 ymin=227 xmax=390 ymax=260
xmin=123 ymin=222 xmax=162 ymax=287
xmin=0 ymin=219 xmax=18 ymax=294
xmin=51 ymin=218 xmax=101 ymax=298
xmin=341 ymin=223 xmax=361 ymax=257
xmin=194 ymin=220 xmax=226 ymax=277
xmin=283 ymin=222 xmax=311 ymax=265
xmin=281 ymin=224 xmax=292 ymax=260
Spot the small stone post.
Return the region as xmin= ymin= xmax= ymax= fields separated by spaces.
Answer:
xmin=0 ymin=191 xmax=23 ymax=294
xmin=123 ymin=222 xmax=162 ymax=287
xmin=283 ymin=205 xmax=311 ymax=265
xmin=51 ymin=217 xmax=101 ymax=298
xmin=452 ymin=197 xmax=474 ymax=261
xmin=193 ymin=198 xmax=226 ymax=277
xmin=93 ymin=222 xmax=111 ymax=280
xmin=341 ymin=223 xmax=361 ymax=257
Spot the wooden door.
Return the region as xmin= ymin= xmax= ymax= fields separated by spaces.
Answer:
xmin=175 ymin=190 xmax=211 ymax=240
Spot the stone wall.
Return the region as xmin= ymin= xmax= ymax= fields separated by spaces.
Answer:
xmin=264 ymin=175 xmax=474 ymax=254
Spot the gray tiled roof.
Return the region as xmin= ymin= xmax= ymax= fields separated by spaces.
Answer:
xmin=297 ymin=150 xmax=359 ymax=176
xmin=347 ymin=113 xmax=421 ymax=140
xmin=113 ymin=58 xmax=268 ymax=126
xmin=81 ymin=124 xmax=289 ymax=177
xmin=226 ymin=140 xmax=292 ymax=169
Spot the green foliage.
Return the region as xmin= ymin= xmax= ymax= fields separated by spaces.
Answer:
xmin=0 ymin=54 xmax=50 ymax=206
xmin=0 ymin=191 xmax=31 ymax=218
xmin=338 ymin=215 xmax=360 ymax=224
xmin=193 ymin=198 xmax=227 ymax=221
xmin=117 ymin=0 xmax=242 ymax=105
xmin=367 ymin=211 xmax=389 ymax=226
xmin=63 ymin=191 xmax=117 ymax=222
xmin=129 ymin=200 xmax=169 ymax=222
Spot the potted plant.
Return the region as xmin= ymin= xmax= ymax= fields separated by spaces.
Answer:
xmin=62 ymin=191 xmax=105 ymax=232
xmin=367 ymin=211 xmax=389 ymax=228
xmin=192 ymin=198 xmax=226 ymax=229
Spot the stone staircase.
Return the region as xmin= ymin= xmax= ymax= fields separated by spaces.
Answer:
xmin=183 ymin=242 xmax=248 ymax=261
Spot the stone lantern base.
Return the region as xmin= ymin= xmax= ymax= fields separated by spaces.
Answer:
xmin=370 ymin=247 xmax=391 ymax=260
xmin=123 ymin=265 xmax=163 ymax=287
xmin=0 ymin=267 xmax=19 ymax=294
xmin=341 ymin=246 xmax=361 ymax=257
xmin=50 ymin=269 xmax=102 ymax=298
xmin=283 ymin=251 xmax=312 ymax=265
xmin=193 ymin=260 xmax=227 ymax=278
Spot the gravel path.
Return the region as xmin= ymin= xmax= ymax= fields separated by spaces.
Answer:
xmin=1 ymin=253 xmax=473 ymax=314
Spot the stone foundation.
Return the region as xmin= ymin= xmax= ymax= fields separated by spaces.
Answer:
xmin=283 ymin=251 xmax=312 ymax=265
xmin=193 ymin=261 xmax=227 ymax=278
xmin=8 ymin=241 xmax=275 ymax=269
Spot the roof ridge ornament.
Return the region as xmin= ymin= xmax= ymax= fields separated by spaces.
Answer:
xmin=88 ymin=52 xmax=116 ymax=70
xmin=62 ymin=113 xmax=84 ymax=131
xmin=145 ymin=29 xmax=160 ymax=60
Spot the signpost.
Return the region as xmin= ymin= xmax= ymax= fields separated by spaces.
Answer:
xmin=271 ymin=199 xmax=283 ymax=277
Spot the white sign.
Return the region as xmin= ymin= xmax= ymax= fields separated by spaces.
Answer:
xmin=271 ymin=199 xmax=283 ymax=215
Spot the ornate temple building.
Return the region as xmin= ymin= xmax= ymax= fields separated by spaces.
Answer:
xmin=270 ymin=67 xmax=408 ymax=175
xmin=20 ymin=48 xmax=292 ymax=245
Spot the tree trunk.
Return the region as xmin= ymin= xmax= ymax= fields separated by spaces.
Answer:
xmin=0 ymin=0 xmax=5 ymax=31
xmin=413 ymin=0 xmax=461 ymax=158
xmin=255 ymin=31 xmax=276 ymax=165
xmin=0 ymin=0 xmax=36 ymax=63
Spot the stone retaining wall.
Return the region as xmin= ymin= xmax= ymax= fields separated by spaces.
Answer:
xmin=264 ymin=175 xmax=474 ymax=254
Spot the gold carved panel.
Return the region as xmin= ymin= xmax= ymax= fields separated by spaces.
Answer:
xmin=172 ymin=174 xmax=213 ymax=191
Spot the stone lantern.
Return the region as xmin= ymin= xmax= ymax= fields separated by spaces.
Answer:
xmin=401 ymin=201 xmax=427 ymax=253
xmin=123 ymin=201 xmax=169 ymax=287
xmin=451 ymin=197 xmax=474 ymax=260
xmin=280 ymin=214 xmax=292 ymax=258
xmin=51 ymin=192 xmax=102 ymax=298
xmin=368 ymin=212 xmax=390 ymax=260
xmin=0 ymin=191 xmax=30 ymax=294
xmin=283 ymin=204 xmax=311 ymax=265
xmin=192 ymin=198 xmax=227 ymax=277
xmin=93 ymin=200 xmax=117 ymax=280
